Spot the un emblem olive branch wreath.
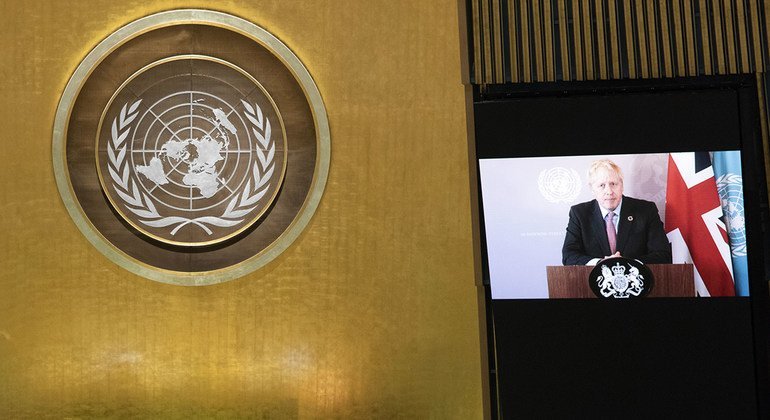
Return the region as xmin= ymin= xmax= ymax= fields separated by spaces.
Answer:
xmin=106 ymin=99 xmax=275 ymax=236
xmin=716 ymin=172 xmax=747 ymax=256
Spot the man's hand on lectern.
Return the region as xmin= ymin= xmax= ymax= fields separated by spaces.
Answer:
xmin=601 ymin=251 xmax=622 ymax=262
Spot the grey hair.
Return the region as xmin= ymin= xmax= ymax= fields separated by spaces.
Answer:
xmin=588 ymin=159 xmax=623 ymax=185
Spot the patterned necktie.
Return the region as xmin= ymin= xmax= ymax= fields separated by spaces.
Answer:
xmin=605 ymin=211 xmax=617 ymax=255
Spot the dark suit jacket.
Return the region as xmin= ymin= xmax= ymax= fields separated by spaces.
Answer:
xmin=562 ymin=196 xmax=672 ymax=265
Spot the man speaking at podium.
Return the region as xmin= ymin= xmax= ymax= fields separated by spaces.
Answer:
xmin=562 ymin=159 xmax=672 ymax=266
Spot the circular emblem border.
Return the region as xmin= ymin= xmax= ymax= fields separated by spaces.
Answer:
xmin=52 ymin=9 xmax=330 ymax=285
xmin=94 ymin=54 xmax=289 ymax=247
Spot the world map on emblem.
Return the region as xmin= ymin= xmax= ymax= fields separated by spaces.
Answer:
xmin=96 ymin=57 xmax=287 ymax=246
xmin=135 ymin=102 xmax=234 ymax=199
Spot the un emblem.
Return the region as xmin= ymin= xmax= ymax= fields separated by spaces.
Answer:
xmin=97 ymin=57 xmax=287 ymax=246
xmin=537 ymin=167 xmax=581 ymax=203
xmin=716 ymin=173 xmax=747 ymax=257
xmin=53 ymin=11 xmax=329 ymax=284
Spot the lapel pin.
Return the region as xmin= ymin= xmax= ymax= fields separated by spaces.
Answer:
xmin=628 ymin=216 xmax=633 ymax=221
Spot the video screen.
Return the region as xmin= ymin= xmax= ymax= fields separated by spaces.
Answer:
xmin=479 ymin=151 xmax=749 ymax=299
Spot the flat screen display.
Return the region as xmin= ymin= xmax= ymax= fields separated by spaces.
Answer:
xmin=479 ymin=151 xmax=749 ymax=299
xmin=473 ymin=78 xmax=769 ymax=417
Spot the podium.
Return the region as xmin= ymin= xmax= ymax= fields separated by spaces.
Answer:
xmin=546 ymin=264 xmax=695 ymax=298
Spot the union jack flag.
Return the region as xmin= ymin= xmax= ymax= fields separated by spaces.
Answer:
xmin=665 ymin=152 xmax=735 ymax=296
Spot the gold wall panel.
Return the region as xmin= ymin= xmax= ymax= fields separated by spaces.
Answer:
xmin=0 ymin=1 xmax=484 ymax=417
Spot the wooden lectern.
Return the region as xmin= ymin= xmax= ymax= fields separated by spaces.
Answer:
xmin=546 ymin=264 xmax=695 ymax=298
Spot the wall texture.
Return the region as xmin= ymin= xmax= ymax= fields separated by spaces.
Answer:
xmin=468 ymin=0 xmax=770 ymax=83
xmin=0 ymin=1 xmax=484 ymax=417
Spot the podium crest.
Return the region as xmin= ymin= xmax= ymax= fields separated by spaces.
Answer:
xmin=589 ymin=257 xmax=654 ymax=298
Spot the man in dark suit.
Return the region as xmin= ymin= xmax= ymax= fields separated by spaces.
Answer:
xmin=562 ymin=159 xmax=672 ymax=266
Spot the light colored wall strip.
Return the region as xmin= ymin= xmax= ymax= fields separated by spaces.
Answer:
xmin=492 ymin=0 xmax=505 ymax=82
xmin=482 ymin=0 xmax=494 ymax=81
xmin=634 ymin=1 xmax=649 ymax=78
xmin=608 ymin=0 xmax=622 ymax=78
xmin=573 ymin=0 xmax=585 ymax=79
xmin=647 ymin=0 xmax=661 ymax=77
xmin=582 ymin=0 xmax=595 ymax=79
xmin=737 ymin=0 xmax=750 ymax=72
xmin=533 ymin=0 xmax=545 ymax=80
xmin=671 ymin=0 xmax=687 ymax=76
xmin=684 ymin=0 xmax=697 ymax=75
xmin=658 ymin=0 xmax=674 ymax=77
xmin=509 ymin=0 xmax=521 ymax=82
xmin=724 ymin=0 xmax=738 ymax=73
xmin=544 ymin=0 xmax=555 ymax=80
xmin=712 ymin=0 xmax=727 ymax=73
xmin=558 ymin=0 xmax=571 ymax=79
xmin=522 ymin=0 xmax=533 ymax=82
xmin=749 ymin=0 xmax=764 ymax=72
xmin=596 ymin=0 xmax=608 ymax=79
